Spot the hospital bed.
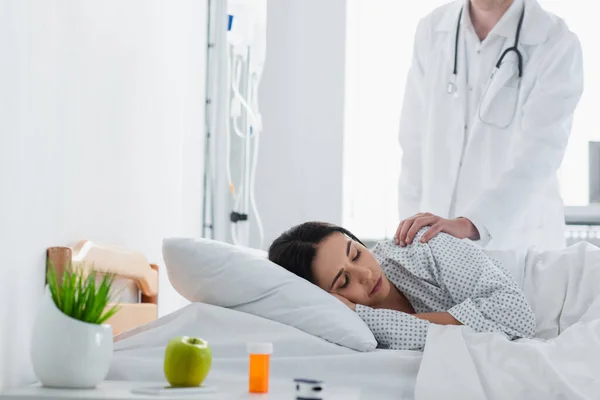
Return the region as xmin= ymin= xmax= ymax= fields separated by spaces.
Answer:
xmin=106 ymin=238 xmax=422 ymax=399
xmin=110 ymin=238 xmax=600 ymax=400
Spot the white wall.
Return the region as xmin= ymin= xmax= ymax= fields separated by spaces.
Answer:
xmin=253 ymin=0 xmax=347 ymax=248
xmin=0 ymin=0 xmax=207 ymax=391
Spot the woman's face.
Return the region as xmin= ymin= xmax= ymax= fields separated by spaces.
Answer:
xmin=312 ymin=232 xmax=392 ymax=308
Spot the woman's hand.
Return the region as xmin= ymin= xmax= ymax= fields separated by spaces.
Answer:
xmin=395 ymin=213 xmax=479 ymax=246
xmin=332 ymin=293 xmax=356 ymax=311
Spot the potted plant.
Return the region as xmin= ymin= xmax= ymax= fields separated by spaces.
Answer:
xmin=31 ymin=259 xmax=120 ymax=388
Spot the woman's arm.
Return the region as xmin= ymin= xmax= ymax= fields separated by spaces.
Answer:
xmin=355 ymin=305 xmax=431 ymax=351
xmin=345 ymin=305 xmax=460 ymax=350
xmin=415 ymin=228 xmax=536 ymax=339
xmin=332 ymin=294 xmax=434 ymax=350
xmin=350 ymin=309 xmax=460 ymax=350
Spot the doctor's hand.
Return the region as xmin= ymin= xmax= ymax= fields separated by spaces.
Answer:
xmin=332 ymin=293 xmax=356 ymax=311
xmin=395 ymin=213 xmax=480 ymax=247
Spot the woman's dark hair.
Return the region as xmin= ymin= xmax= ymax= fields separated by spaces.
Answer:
xmin=268 ymin=221 xmax=364 ymax=284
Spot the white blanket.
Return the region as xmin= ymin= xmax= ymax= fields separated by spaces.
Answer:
xmin=415 ymin=242 xmax=600 ymax=400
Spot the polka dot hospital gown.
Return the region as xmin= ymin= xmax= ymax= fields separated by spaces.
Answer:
xmin=355 ymin=228 xmax=536 ymax=351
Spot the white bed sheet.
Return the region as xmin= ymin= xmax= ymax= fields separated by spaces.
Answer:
xmin=108 ymin=302 xmax=422 ymax=400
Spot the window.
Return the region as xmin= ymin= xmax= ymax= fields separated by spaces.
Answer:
xmin=538 ymin=0 xmax=596 ymax=206
xmin=343 ymin=0 xmax=594 ymax=240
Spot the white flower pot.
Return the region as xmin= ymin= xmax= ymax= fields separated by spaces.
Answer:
xmin=31 ymin=288 xmax=113 ymax=388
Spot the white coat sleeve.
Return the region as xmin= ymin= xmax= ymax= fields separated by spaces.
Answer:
xmin=397 ymin=18 xmax=429 ymax=220
xmin=462 ymin=31 xmax=584 ymax=240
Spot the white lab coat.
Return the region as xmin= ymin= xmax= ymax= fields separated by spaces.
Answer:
xmin=398 ymin=0 xmax=584 ymax=251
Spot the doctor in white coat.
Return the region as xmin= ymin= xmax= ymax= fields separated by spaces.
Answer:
xmin=394 ymin=0 xmax=584 ymax=251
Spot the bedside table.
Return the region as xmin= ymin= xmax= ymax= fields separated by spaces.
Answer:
xmin=0 ymin=380 xmax=361 ymax=400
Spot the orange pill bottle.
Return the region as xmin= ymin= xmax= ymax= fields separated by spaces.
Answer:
xmin=247 ymin=343 xmax=273 ymax=393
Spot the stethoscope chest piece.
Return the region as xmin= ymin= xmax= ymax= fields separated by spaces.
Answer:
xmin=447 ymin=81 xmax=459 ymax=98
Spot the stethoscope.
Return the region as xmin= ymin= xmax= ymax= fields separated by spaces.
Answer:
xmin=446 ymin=5 xmax=525 ymax=98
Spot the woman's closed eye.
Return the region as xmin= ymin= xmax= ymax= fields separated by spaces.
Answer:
xmin=339 ymin=272 xmax=350 ymax=289
xmin=335 ymin=243 xmax=361 ymax=291
xmin=337 ymin=248 xmax=360 ymax=289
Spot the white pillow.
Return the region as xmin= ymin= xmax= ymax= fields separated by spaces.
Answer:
xmin=162 ymin=238 xmax=377 ymax=352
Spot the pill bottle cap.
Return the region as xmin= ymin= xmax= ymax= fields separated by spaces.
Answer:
xmin=247 ymin=342 xmax=273 ymax=355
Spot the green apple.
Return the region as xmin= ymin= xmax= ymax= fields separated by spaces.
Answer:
xmin=163 ymin=336 xmax=212 ymax=387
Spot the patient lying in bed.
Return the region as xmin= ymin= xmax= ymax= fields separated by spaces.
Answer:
xmin=268 ymin=222 xmax=536 ymax=351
